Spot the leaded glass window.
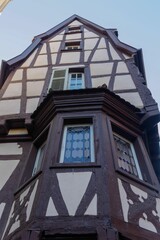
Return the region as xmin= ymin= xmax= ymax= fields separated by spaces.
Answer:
xmin=60 ymin=125 xmax=95 ymax=163
xmin=113 ymin=134 xmax=142 ymax=179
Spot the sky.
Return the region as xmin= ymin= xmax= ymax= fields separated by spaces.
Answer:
xmin=0 ymin=0 xmax=159 ymax=131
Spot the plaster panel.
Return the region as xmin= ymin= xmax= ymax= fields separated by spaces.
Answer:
xmin=11 ymin=69 xmax=23 ymax=81
xmin=26 ymin=180 xmax=39 ymax=221
xmin=8 ymin=217 xmax=20 ymax=235
xmin=0 ymin=160 xmax=19 ymax=191
xmin=49 ymin=32 xmax=64 ymax=41
xmin=39 ymin=43 xmax=47 ymax=54
xmin=84 ymin=29 xmax=99 ymax=38
xmin=92 ymin=76 xmax=110 ymax=88
xmin=97 ymin=38 xmax=107 ymax=49
xmin=27 ymin=67 xmax=48 ymax=80
xmin=92 ymin=49 xmax=109 ymax=61
xmin=90 ymin=62 xmax=113 ymax=76
xmin=46 ymin=197 xmax=58 ymax=216
xmin=51 ymin=53 xmax=58 ymax=64
xmin=34 ymin=55 xmax=48 ymax=66
xmin=84 ymin=38 xmax=99 ymax=50
xmin=0 ymin=203 xmax=6 ymax=220
xmin=57 ymin=172 xmax=92 ymax=216
xmin=0 ymin=143 xmax=22 ymax=155
xmin=49 ymin=41 xmax=61 ymax=53
xmin=66 ymin=33 xmax=81 ymax=40
xmin=26 ymin=98 xmax=39 ymax=113
xmin=109 ymin=43 xmax=121 ymax=60
xmin=68 ymin=20 xmax=82 ymax=26
xmin=21 ymin=49 xmax=38 ymax=68
xmin=2 ymin=83 xmax=22 ymax=98
xmin=0 ymin=99 xmax=20 ymax=115
xmin=84 ymin=50 xmax=92 ymax=62
xmin=84 ymin=194 xmax=97 ymax=215
xmin=139 ymin=213 xmax=157 ymax=233
xmin=113 ymin=75 xmax=136 ymax=90
xmin=27 ymin=81 xmax=44 ymax=97
xmin=60 ymin=52 xmax=80 ymax=64
xmin=116 ymin=62 xmax=129 ymax=73
xmin=117 ymin=92 xmax=144 ymax=108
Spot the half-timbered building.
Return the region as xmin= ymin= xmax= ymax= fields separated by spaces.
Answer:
xmin=0 ymin=15 xmax=160 ymax=240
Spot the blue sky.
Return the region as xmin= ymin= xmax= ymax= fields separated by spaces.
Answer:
xmin=0 ymin=0 xmax=160 ymax=130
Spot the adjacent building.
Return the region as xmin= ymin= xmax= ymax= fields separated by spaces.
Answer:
xmin=0 ymin=15 xmax=160 ymax=240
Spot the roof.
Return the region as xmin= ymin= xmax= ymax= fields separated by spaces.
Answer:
xmin=0 ymin=14 xmax=144 ymax=88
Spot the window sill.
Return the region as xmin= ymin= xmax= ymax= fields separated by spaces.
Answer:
xmin=14 ymin=170 xmax=42 ymax=196
xmin=50 ymin=163 xmax=101 ymax=169
xmin=116 ymin=169 xmax=159 ymax=194
xmin=61 ymin=49 xmax=82 ymax=52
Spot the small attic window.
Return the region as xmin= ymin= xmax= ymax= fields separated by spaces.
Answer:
xmin=67 ymin=26 xmax=82 ymax=34
xmin=64 ymin=41 xmax=81 ymax=50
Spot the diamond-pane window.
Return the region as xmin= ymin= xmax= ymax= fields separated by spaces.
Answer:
xmin=60 ymin=125 xmax=95 ymax=163
xmin=113 ymin=134 xmax=143 ymax=179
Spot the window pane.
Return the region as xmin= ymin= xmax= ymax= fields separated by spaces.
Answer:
xmin=68 ymin=73 xmax=83 ymax=90
xmin=32 ymin=143 xmax=46 ymax=176
xmin=51 ymin=78 xmax=64 ymax=90
xmin=113 ymin=134 xmax=142 ymax=179
xmin=54 ymin=70 xmax=66 ymax=78
xmin=63 ymin=126 xmax=92 ymax=163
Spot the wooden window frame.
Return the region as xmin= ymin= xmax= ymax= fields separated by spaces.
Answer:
xmin=49 ymin=67 xmax=85 ymax=91
xmin=59 ymin=123 xmax=95 ymax=164
xmin=111 ymin=122 xmax=155 ymax=186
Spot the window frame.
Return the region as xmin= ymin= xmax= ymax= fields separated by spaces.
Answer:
xmin=113 ymin=132 xmax=143 ymax=180
xmin=32 ymin=141 xmax=46 ymax=177
xmin=59 ymin=123 xmax=95 ymax=164
xmin=110 ymin=122 xmax=154 ymax=186
xmin=49 ymin=67 xmax=85 ymax=91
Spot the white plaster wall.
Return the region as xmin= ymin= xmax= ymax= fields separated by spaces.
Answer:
xmin=57 ymin=172 xmax=92 ymax=216
xmin=27 ymin=81 xmax=44 ymax=97
xmin=84 ymin=50 xmax=92 ymax=62
xmin=97 ymin=38 xmax=106 ymax=49
xmin=113 ymin=75 xmax=136 ymax=90
xmin=109 ymin=43 xmax=121 ymax=60
xmin=26 ymin=98 xmax=39 ymax=113
xmin=49 ymin=32 xmax=64 ymax=41
xmin=0 ymin=143 xmax=22 ymax=155
xmin=66 ymin=33 xmax=81 ymax=40
xmin=92 ymin=76 xmax=110 ymax=88
xmin=27 ymin=67 xmax=48 ymax=80
xmin=92 ymin=49 xmax=109 ymax=61
xmin=11 ymin=69 xmax=23 ymax=81
xmin=0 ymin=160 xmax=19 ymax=191
xmin=84 ymin=194 xmax=97 ymax=215
xmin=0 ymin=203 xmax=6 ymax=220
xmin=84 ymin=29 xmax=99 ymax=38
xmin=46 ymin=197 xmax=58 ymax=216
xmin=68 ymin=20 xmax=82 ymax=26
xmin=2 ymin=83 xmax=22 ymax=98
xmin=0 ymin=99 xmax=20 ymax=115
xmin=39 ymin=43 xmax=47 ymax=54
xmin=117 ymin=92 xmax=144 ymax=108
xmin=51 ymin=54 xmax=58 ymax=64
xmin=90 ymin=62 xmax=113 ymax=76
xmin=49 ymin=41 xmax=61 ymax=53
xmin=116 ymin=62 xmax=129 ymax=73
xmin=34 ymin=55 xmax=48 ymax=66
xmin=60 ymin=52 xmax=80 ymax=64
xmin=21 ymin=49 xmax=38 ymax=68
xmin=84 ymin=38 xmax=99 ymax=50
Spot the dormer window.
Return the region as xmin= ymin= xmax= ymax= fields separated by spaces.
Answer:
xmin=65 ymin=41 xmax=81 ymax=50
